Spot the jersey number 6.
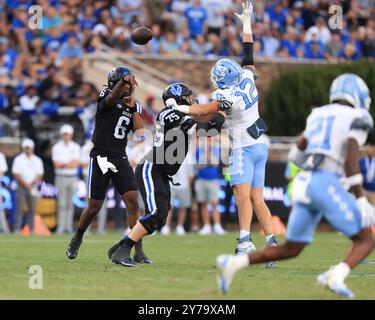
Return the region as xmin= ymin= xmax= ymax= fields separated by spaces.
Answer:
xmin=114 ymin=116 xmax=130 ymax=139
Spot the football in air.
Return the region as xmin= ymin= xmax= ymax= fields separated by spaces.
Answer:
xmin=131 ymin=27 xmax=153 ymax=45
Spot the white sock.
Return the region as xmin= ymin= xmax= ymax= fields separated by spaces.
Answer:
xmin=240 ymin=229 xmax=250 ymax=240
xmin=265 ymin=234 xmax=274 ymax=243
xmin=233 ymin=255 xmax=250 ymax=271
xmin=332 ymin=262 xmax=351 ymax=282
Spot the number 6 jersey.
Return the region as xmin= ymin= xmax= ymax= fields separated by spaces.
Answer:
xmin=90 ymin=88 xmax=142 ymax=158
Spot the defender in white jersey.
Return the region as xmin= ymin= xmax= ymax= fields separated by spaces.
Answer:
xmin=167 ymin=2 xmax=278 ymax=264
xmin=216 ymin=73 xmax=375 ymax=299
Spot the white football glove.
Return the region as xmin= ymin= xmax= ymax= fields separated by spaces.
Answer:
xmin=165 ymin=98 xmax=190 ymax=114
xmin=234 ymin=1 xmax=253 ymax=24
xmin=356 ymin=196 xmax=375 ymax=228
xmin=165 ymin=98 xmax=177 ymax=109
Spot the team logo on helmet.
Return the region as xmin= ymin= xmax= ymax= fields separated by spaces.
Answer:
xmin=170 ymin=84 xmax=183 ymax=97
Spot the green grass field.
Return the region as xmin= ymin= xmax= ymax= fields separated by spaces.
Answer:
xmin=0 ymin=232 xmax=374 ymax=300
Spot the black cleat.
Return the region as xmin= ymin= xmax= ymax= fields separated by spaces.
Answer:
xmin=107 ymin=241 xmax=123 ymax=260
xmin=133 ymin=239 xmax=152 ymax=264
xmin=134 ymin=252 xmax=152 ymax=264
xmin=66 ymin=236 xmax=82 ymax=260
xmin=111 ymin=244 xmax=137 ymax=267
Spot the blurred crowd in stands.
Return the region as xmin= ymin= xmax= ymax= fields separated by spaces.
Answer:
xmin=1 ymin=0 xmax=375 ymax=120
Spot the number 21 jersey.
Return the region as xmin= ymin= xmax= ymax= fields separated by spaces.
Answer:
xmin=90 ymin=88 xmax=142 ymax=158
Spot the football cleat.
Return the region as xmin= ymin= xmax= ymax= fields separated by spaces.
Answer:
xmin=265 ymin=236 xmax=279 ymax=268
xmin=134 ymin=252 xmax=152 ymax=264
xmin=66 ymin=236 xmax=82 ymax=260
xmin=235 ymin=235 xmax=256 ymax=255
xmin=111 ymin=244 xmax=137 ymax=267
xmin=317 ymin=267 xmax=355 ymax=299
xmin=216 ymin=255 xmax=237 ymax=294
xmin=107 ymin=241 xmax=122 ymax=260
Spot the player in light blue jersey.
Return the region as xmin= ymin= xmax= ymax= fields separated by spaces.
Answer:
xmin=166 ymin=2 xmax=278 ymax=267
xmin=215 ymin=73 xmax=375 ymax=299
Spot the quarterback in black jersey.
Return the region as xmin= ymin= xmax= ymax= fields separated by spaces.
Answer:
xmin=67 ymin=66 xmax=150 ymax=264
xmin=109 ymin=83 xmax=231 ymax=267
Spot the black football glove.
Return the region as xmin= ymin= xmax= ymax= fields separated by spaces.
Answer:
xmin=180 ymin=116 xmax=196 ymax=132
xmin=218 ymin=98 xmax=232 ymax=114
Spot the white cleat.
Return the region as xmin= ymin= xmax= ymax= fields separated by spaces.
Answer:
xmin=160 ymin=225 xmax=170 ymax=235
xmin=216 ymin=254 xmax=237 ymax=294
xmin=213 ymin=223 xmax=226 ymax=235
xmin=198 ymin=224 xmax=212 ymax=235
xmin=317 ymin=268 xmax=355 ymax=299
xmin=175 ymin=225 xmax=186 ymax=236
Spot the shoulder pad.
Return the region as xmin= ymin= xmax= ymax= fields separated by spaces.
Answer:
xmin=351 ymin=112 xmax=374 ymax=131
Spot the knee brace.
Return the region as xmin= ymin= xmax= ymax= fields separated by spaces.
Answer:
xmin=139 ymin=210 xmax=168 ymax=234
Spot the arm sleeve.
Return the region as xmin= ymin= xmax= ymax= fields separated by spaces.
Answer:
xmin=241 ymin=42 xmax=254 ymax=67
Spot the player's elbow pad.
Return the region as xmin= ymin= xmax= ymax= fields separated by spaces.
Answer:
xmin=241 ymin=42 xmax=254 ymax=67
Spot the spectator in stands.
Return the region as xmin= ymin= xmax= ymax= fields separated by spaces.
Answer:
xmin=184 ymin=0 xmax=208 ymax=38
xmin=339 ymin=42 xmax=362 ymax=60
xmin=362 ymin=26 xmax=375 ymax=58
xmin=112 ymin=0 xmax=145 ymax=25
xmin=201 ymin=0 xmax=231 ymax=37
xmin=57 ymin=35 xmax=83 ymax=78
xmin=359 ymin=145 xmax=375 ymax=206
xmin=19 ymin=85 xmax=40 ymax=114
xmin=0 ymin=150 xmax=9 ymax=233
xmin=161 ymin=157 xmax=194 ymax=235
xmin=325 ymin=31 xmax=343 ymax=61
xmin=160 ymin=30 xmax=185 ymax=54
xmin=261 ymin=27 xmax=280 ymax=58
xmin=280 ymin=27 xmax=301 ymax=58
xmin=12 ymin=138 xmax=44 ymax=234
xmin=195 ymin=137 xmax=225 ymax=235
xmin=304 ymin=40 xmax=325 ymax=59
xmin=52 ymin=124 xmax=80 ymax=234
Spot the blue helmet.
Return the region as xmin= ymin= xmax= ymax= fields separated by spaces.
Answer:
xmin=107 ymin=66 xmax=133 ymax=89
xmin=210 ymin=58 xmax=243 ymax=89
xmin=329 ymin=73 xmax=371 ymax=110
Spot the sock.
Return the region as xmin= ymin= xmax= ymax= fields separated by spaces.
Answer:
xmin=240 ymin=229 xmax=250 ymax=240
xmin=332 ymin=262 xmax=351 ymax=282
xmin=266 ymin=234 xmax=275 ymax=243
xmin=123 ymin=235 xmax=136 ymax=248
xmin=233 ymin=255 xmax=250 ymax=272
xmin=135 ymin=239 xmax=143 ymax=252
xmin=75 ymin=228 xmax=85 ymax=239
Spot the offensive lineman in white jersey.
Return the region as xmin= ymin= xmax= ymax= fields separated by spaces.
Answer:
xmin=216 ymin=73 xmax=375 ymax=299
xmin=167 ymin=2 xmax=278 ymax=266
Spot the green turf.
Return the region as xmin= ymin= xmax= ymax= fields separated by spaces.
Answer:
xmin=0 ymin=232 xmax=374 ymax=300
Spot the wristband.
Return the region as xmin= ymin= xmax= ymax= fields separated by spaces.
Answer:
xmin=241 ymin=42 xmax=254 ymax=66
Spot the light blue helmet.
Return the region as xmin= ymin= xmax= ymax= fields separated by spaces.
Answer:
xmin=329 ymin=73 xmax=371 ymax=110
xmin=210 ymin=58 xmax=243 ymax=89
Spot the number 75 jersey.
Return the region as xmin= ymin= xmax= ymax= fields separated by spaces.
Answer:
xmin=212 ymin=69 xmax=267 ymax=149
xmin=303 ymin=103 xmax=373 ymax=173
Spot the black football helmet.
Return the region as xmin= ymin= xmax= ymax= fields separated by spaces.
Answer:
xmin=162 ymin=83 xmax=195 ymax=106
xmin=107 ymin=66 xmax=136 ymax=96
